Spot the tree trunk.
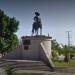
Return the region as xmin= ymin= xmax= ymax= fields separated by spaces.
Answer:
xmin=64 ymin=53 xmax=70 ymax=62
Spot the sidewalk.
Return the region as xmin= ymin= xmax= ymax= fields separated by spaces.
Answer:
xmin=16 ymin=68 xmax=75 ymax=75
xmin=0 ymin=68 xmax=6 ymax=75
xmin=0 ymin=67 xmax=75 ymax=75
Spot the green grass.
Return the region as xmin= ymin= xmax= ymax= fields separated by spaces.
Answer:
xmin=13 ymin=73 xmax=42 ymax=75
xmin=54 ymin=60 xmax=75 ymax=67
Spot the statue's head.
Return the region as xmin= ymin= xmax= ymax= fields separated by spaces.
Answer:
xmin=35 ymin=12 xmax=40 ymax=16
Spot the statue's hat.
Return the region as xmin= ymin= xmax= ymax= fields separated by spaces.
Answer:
xmin=35 ymin=12 xmax=40 ymax=16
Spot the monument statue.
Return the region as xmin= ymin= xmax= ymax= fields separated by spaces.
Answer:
xmin=32 ymin=12 xmax=42 ymax=35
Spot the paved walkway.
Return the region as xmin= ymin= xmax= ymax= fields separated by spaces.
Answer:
xmin=15 ymin=68 xmax=75 ymax=75
xmin=0 ymin=67 xmax=75 ymax=75
xmin=0 ymin=68 xmax=6 ymax=75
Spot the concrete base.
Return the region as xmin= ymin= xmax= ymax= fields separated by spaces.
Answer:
xmin=2 ymin=35 xmax=54 ymax=70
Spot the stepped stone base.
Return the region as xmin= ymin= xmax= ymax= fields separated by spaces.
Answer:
xmin=2 ymin=35 xmax=54 ymax=71
xmin=0 ymin=59 xmax=52 ymax=71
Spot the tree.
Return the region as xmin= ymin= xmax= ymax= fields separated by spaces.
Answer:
xmin=62 ymin=45 xmax=70 ymax=62
xmin=51 ymin=39 xmax=62 ymax=60
xmin=0 ymin=9 xmax=19 ymax=55
xmin=52 ymin=39 xmax=62 ymax=52
xmin=5 ymin=64 xmax=15 ymax=75
xmin=62 ymin=45 xmax=75 ymax=62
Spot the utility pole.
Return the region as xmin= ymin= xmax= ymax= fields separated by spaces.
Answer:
xmin=66 ymin=31 xmax=71 ymax=47
xmin=66 ymin=31 xmax=71 ymax=61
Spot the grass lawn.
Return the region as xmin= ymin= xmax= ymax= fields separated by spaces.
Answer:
xmin=53 ymin=60 xmax=75 ymax=67
xmin=13 ymin=73 xmax=42 ymax=75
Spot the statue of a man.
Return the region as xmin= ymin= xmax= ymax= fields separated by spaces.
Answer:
xmin=32 ymin=12 xmax=42 ymax=35
xmin=34 ymin=12 xmax=41 ymax=24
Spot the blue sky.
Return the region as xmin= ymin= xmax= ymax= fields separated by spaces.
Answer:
xmin=0 ymin=0 xmax=75 ymax=45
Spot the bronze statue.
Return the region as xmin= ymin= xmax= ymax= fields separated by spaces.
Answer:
xmin=32 ymin=12 xmax=42 ymax=35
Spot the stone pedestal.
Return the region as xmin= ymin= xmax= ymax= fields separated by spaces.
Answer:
xmin=21 ymin=35 xmax=52 ymax=61
xmin=3 ymin=35 xmax=54 ymax=70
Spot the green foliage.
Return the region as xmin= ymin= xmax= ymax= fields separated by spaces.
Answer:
xmin=52 ymin=40 xmax=75 ymax=62
xmin=52 ymin=40 xmax=61 ymax=51
xmin=5 ymin=64 xmax=15 ymax=75
xmin=51 ymin=40 xmax=62 ymax=60
xmin=69 ymin=46 xmax=75 ymax=55
xmin=0 ymin=9 xmax=19 ymax=54
xmin=60 ymin=45 xmax=75 ymax=62
xmin=62 ymin=45 xmax=69 ymax=54
xmin=54 ymin=60 xmax=75 ymax=67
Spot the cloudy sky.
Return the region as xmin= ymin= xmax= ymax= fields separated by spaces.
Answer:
xmin=0 ymin=0 xmax=75 ymax=45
